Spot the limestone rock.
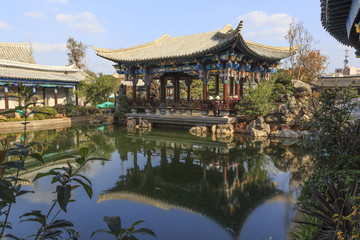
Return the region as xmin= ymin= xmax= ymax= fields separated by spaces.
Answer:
xmin=291 ymin=80 xmax=312 ymax=97
xmin=127 ymin=118 xmax=137 ymax=128
xmin=211 ymin=125 xmax=217 ymax=135
xmin=246 ymin=116 xmax=270 ymax=137
xmin=271 ymin=129 xmax=299 ymax=139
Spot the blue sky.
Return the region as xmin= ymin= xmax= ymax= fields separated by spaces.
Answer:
xmin=0 ymin=0 xmax=355 ymax=74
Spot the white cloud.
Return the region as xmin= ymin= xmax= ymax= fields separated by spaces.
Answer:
xmin=238 ymin=11 xmax=294 ymax=43
xmin=0 ymin=21 xmax=10 ymax=29
xmin=56 ymin=12 xmax=105 ymax=34
xmin=24 ymin=11 xmax=47 ymax=19
xmin=32 ymin=42 xmax=67 ymax=52
xmin=47 ymin=0 xmax=68 ymax=3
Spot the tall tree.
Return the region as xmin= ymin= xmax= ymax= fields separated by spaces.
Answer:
xmin=284 ymin=21 xmax=329 ymax=82
xmin=66 ymin=37 xmax=88 ymax=69
xmin=77 ymin=73 xmax=120 ymax=106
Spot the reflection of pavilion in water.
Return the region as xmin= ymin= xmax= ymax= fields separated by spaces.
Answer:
xmin=100 ymin=130 xmax=305 ymax=238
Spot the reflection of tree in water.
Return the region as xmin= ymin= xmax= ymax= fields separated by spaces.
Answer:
xmin=99 ymin=130 xmax=305 ymax=237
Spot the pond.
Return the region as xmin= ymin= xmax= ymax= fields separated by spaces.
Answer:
xmin=0 ymin=125 xmax=311 ymax=240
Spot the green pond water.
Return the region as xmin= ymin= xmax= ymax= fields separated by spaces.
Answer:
xmin=0 ymin=125 xmax=311 ymax=240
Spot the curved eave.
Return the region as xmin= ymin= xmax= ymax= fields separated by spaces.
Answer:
xmin=238 ymin=37 xmax=297 ymax=62
xmin=320 ymin=0 xmax=353 ymax=47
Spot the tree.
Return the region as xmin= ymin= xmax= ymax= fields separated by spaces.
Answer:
xmin=77 ymin=73 xmax=120 ymax=106
xmin=284 ymin=20 xmax=329 ymax=82
xmin=66 ymin=37 xmax=88 ymax=69
xmin=235 ymin=79 xmax=276 ymax=119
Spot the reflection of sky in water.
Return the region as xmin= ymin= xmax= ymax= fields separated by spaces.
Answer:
xmin=1 ymin=126 xmax=308 ymax=240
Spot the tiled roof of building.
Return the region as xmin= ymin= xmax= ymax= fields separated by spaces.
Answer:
xmin=313 ymin=75 xmax=360 ymax=87
xmin=0 ymin=42 xmax=36 ymax=64
xmin=0 ymin=59 xmax=88 ymax=83
xmin=93 ymin=22 xmax=297 ymax=64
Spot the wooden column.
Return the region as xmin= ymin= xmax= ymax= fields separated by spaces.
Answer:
xmin=4 ymin=86 xmax=9 ymax=110
xmin=203 ymin=82 xmax=207 ymax=100
xmin=75 ymin=86 xmax=79 ymax=106
xmin=43 ymin=87 xmax=46 ymax=105
xmin=54 ymin=88 xmax=58 ymax=105
xmin=132 ymin=81 xmax=137 ymax=105
xmin=240 ymin=78 xmax=244 ymax=98
xmin=235 ymin=80 xmax=240 ymax=97
xmin=223 ymin=82 xmax=228 ymax=100
xmin=230 ymin=77 xmax=234 ymax=97
xmin=17 ymin=86 xmax=22 ymax=107
xmin=185 ymin=77 xmax=192 ymax=102
xmin=160 ymin=77 xmax=166 ymax=103
xmin=33 ymin=87 xmax=36 ymax=107
xmin=215 ymin=75 xmax=219 ymax=97
xmin=146 ymin=85 xmax=151 ymax=101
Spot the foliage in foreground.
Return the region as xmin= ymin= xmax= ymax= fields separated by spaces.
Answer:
xmin=0 ymin=85 xmax=155 ymax=239
xmin=92 ymin=216 xmax=156 ymax=240
xmin=297 ymin=178 xmax=359 ymax=240
xmin=302 ymin=87 xmax=360 ymax=171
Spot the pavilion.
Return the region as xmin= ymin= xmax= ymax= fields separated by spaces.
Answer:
xmin=0 ymin=42 xmax=87 ymax=110
xmin=93 ymin=21 xmax=296 ymax=116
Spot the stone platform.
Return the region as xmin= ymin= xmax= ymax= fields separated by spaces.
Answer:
xmin=125 ymin=112 xmax=236 ymax=128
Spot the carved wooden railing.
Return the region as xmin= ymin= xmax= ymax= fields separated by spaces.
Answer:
xmin=127 ymin=99 xmax=238 ymax=111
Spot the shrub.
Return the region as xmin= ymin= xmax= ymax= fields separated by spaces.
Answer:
xmin=53 ymin=104 xmax=66 ymax=115
xmin=235 ymin=79 xmax=276 ymax=119
xmin=31 ymin=107 xmax=58 ymax=120
xmin=65 ymin=103 xmax=74 ymax=117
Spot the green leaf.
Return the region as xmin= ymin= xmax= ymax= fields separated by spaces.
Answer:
xmin=42 ymin=229 xmax=63 ymax=238
xmin=56 ymin=184 xmax=71 ymax=212
xmin=128 ymin=228 xmax=156 ymax=237
xmin=0 ymin=182 xmax=15 ymax=203
xmin=130 ymin=220 xmax=144 ymax=229
xmin=30 ymin=153 xmax=44 ymax=164
xmin=33 ymin=170 xmax=58 ymax=182
xmin=2 ymin=161 xmax=25 ymax=170
xmin=15 ymin=190 xmax=34 ymax=197
xmin=79 ymin=147 xmax=90 ymax=159
xmin=73 ymin=174 xmax=92 ymax=186
xmin=4 ymin=234 xmax=24 ymax=240
xmin=90 ymin=229 xmax=111 ymax=238
xmin=44 ymin=219 xmax=74 ymax=230
xmin=72 ymin=178 xmax=92 ymax=199
xmin=103 ymin=216 xmax=122 ymax=236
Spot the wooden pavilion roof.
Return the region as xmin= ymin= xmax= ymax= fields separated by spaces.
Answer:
xmin=320 ymin=0 xmax=360 ymax=51
xmin=0 ymin=42 xmax=36 ymax=64
xmin=313 ymin=75 xmax=360 ymax=88
xmin=93 ymin=21 xmax=297 ymax=64
xmin=0 ymin=59 xmax=88 ymax=83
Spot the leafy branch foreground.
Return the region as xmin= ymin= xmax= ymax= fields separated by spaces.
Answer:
xmin=0 ymin=85 xmax=156 ymax=239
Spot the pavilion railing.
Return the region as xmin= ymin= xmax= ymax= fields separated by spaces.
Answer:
xmin=127 ymin=99 xmax=238 ymax=111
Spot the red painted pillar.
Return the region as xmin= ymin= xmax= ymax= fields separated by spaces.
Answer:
xmin=43 ymin=87 xmax=46 ymax=106
xmin=54 ymin=88 xmax=58 ymax=105
xmin=223 ymin=83 xmax=228 ymax=101
xmin=4 ymin=86 xmax=9 ymax=110
xmin=203 ymin=83 xmax=207 ymax=100
xmin=235 ymin=81 xmax=240 ymax=97
xmin=230 ymin=77 xmax=234 ymax=97
xmin=240 ymin=78 xmax=244 ymax=98
xmin=146 ymin=85 xmax=150 ymax=101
